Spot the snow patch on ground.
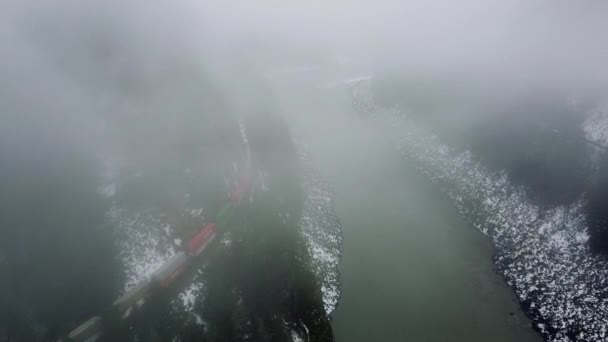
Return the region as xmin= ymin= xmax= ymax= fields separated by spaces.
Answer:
xmin=583 ymin=102 xmax=608 ymax=147
xmin=180 ymin=282 xmax=203 ymax=312
xmin=108 ymin=207 xmax=177 ymax=289
xmin=298 ymin=145 xmax=344 ymax=315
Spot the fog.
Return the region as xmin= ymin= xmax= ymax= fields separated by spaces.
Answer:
xmin=201 ymin=1 xmax=608 ymax=87
xmin=4 ymin=0 xmax=608 ymax=134
xmin=2 ymin=1 xmax=608 ymax=341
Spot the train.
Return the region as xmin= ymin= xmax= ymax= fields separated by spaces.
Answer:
xmin=66 ymin=223 xmax=218 ymax=342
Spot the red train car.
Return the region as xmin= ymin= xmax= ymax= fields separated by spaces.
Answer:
xmin=187 ymin=223 xmax=217 ymax=257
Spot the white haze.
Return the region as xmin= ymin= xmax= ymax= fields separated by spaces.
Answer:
xmin=199 ymin=1 xmax=608 ymax=88
xmin=1 ymin=0 xmax=607 ymax=169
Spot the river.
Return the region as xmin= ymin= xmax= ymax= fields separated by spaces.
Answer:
xmin=274 ymin=79 xmax=542 ymax=342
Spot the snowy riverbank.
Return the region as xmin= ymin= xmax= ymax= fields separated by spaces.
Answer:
xmin=352 ymin=81 xmax=608 ymax=342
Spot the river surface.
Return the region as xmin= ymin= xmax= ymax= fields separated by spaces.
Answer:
xmin=274 ymin=80 xmax=542 ymax=342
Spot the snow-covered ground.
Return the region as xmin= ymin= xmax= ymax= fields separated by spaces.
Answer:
xmin=298 ymin=145 xmax=343 ymax=314
xmin=583 ymin=102 xmax=608 ymax=148
xmin=103 ymin=149 xmax=343 ymax=327
xmin=351 ymin=81 xmax=608 ymax=342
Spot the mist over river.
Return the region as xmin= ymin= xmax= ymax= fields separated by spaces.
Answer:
xmin=271 ymin=75 xmax=542 ymax=342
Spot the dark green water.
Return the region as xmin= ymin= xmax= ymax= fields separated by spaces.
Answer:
xmin=276 ymin=83 xmax=541 ymax=342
